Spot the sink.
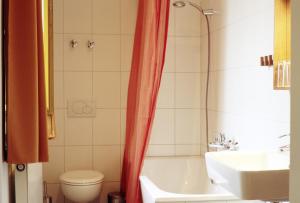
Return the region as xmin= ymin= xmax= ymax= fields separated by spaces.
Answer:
xmin=205 ymin=151 xmax=289 ymax=201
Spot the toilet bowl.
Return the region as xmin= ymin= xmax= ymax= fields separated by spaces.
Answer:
xmin=60 ymin=170 xmax=104 ymax=202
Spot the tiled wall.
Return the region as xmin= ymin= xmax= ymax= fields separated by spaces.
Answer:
xmin=199 ymin=0 xmax=290 ymax=154
xmin=44 ymin=0 xmax=138 ymax=202
xmin=44 ymin=0 xmax=203 ymax=202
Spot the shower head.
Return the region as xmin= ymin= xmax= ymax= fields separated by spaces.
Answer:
xmin=172 ymin=1 xmax=186 ymax=8
xmin=172 ymin=0 xmax=216 ymax=16
xmin=202 ymin=9 xmax=217 ymax=16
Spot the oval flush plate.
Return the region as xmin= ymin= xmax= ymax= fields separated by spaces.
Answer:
xmin=67 ymin=99 xmax=96 ymax=118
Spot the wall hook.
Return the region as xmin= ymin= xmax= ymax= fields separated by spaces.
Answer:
xmin=88 ymin=40 xmax=95 ymax=49
xmin=70 ymin=40 xmax=78 ymax=48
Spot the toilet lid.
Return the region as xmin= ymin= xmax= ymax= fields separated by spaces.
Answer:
xmin=60 ymin=170 xmax=104 ymax=185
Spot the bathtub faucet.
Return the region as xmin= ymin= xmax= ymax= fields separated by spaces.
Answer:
xmin=209 ymin=133 xmax=239 ymax=151
xmin=278 ymin=134 xmax=290 ymax=152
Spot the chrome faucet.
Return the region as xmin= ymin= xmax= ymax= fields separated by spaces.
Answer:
xmin=278 ymin=134 xmax=290 ymax=139
xmin=209 ymin=133 xmax=239 ymax=151
xmin=278 ymin=134 xmax=290 ymax=152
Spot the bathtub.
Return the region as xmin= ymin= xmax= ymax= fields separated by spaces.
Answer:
xmin=140 ymin=156 xmax=263 ymax=203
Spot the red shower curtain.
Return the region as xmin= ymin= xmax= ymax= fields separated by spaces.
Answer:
xmin=121 ymin=0 xmax=170 ymax=202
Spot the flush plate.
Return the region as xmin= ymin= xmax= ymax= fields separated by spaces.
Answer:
xmin=67 ymin=99 xmax=96 ymax=118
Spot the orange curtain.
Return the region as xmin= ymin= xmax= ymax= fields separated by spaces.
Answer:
xmin=121 ymin=0 xmax=170 ymax=202
xmin=6 ymin=0 xmax=49 ymax=163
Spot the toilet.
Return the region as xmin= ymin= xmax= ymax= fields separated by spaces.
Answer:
xmin=60 ymin=170 xmax=104 ymax=202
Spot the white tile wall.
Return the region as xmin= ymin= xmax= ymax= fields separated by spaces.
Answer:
xmin=146 ymin=145 xmax=176 ymax=157
xmin=63 ymin=0 xmax=92 ymax=33
xmin=150 ymin=109 xmax=175 ymax=145
xmin=175 ymin=145 xmax=201 ymax=156
xmin=64 ymin=72 xmax=93 ymax=106
xmin=54 ymin=72 xmax=64 ymax=108
xmin=93 ymin=109 xmax=121 ymax=145
xmin=120 ymin=109 xmax=127 ymax=145
xmin=92 ymin=0 xmax=120 ymax=34
xmin=121 ymin=35 xmax=134 ymax=71
xmin=157 ymin=73 xmax=175 ymax=108
xmin=120 ymin=0 xmax=138 ymax=34
xmin=45 ymin=0 xmax=136 ymax=201
xmin=65 ymin=146 xmax=93 ymax=171
xmin=65 ymin=117 xmax=93 ymax=146
xmin=175 ymin=109 xmax=201 ymax=144
xmin=93 ymin=35 xmax=121 ymax=71
xmin=175 ymin=73 xmax=201 ymax=108
xmin=164 ymin=37 xmax=176 ymax=72
xmin=53 ymin=0 xmax=63 ymax=34
xmin=120 ymin=72 xmax=130 ymax=108
xmin=53 ymin=34 xmax=63 ymax=71
xmin=175 ymin=3 xmax=201 ymax=37
xmin=200 ymin=0 xmax=290 ymax=154
xmin=93 ymin=146 xmax=121 ymax=182
xmin=93 ymin=72 xmax=121 ymax=108
xmin=43 ymin=146 xmax=65 ymax=183
xmin=175 ymin=38 xmax=201 ymax=72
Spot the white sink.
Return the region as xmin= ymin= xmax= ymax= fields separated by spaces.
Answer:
xmin=205 ymin=151 xmax=289 ymax=201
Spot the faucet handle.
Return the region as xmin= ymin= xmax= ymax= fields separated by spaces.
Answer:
xmin=279 ymin=144 xmax=290 ymax=152
xmin=87 ymin=40 xmax=95 ymax=49
xmin=219 ymin=133 xmax=226 ymax=143
xmin=70 ymin=39 xmax=78 ymax=48
xmin=278 ymin=134 xmax=290 ymax=139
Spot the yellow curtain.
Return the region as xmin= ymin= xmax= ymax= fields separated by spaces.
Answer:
xmin=7 ymin=0 xmax=49 ymax=163
xmin=274 ymin=0 xmax=291 ymax=88
xmin=42 ymin=0 xmax=56 ymax=139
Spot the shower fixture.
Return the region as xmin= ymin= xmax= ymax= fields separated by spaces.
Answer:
xmin=173 ymin=0 xmax=215 ymax=152
xmin=172 ymin=1 xmax=217 ymax=16
xmin=202 ymin=9 xmax=217 ymax=16
xmin=172 ymin=1 xmax=186 ymax=8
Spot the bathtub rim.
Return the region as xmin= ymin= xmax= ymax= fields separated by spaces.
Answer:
xmin=140 ymin=176 xmax=238 ymax=202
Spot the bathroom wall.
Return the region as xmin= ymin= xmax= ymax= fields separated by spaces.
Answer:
xmin=43 ymin=0 xmax=137 ymax=201
xmin=199 ymin=0 xmax=290 ymax=154
xmin=44 ymin=0 xmax=203 ymax=202
xmin=45 ymin=0 xmax=291 ymax=201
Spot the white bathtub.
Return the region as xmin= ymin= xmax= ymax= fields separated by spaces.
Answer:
xmin=140 ymin=156 xmax=263 ymax=203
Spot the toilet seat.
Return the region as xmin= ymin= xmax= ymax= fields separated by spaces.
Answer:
xmin=60 ymin=170 xmax=104 ymax=186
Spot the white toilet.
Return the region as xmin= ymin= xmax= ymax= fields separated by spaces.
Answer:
xmin=60 ymin=170 xmax=104 ymax=202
